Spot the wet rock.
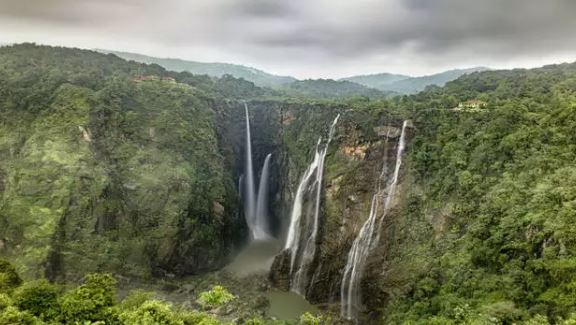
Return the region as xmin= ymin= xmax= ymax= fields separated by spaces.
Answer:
xmin=373 ymin=125 xmax=401 ymax=138
xmin=269 ymin=250 xmax=291 ymax=291
xmin=253 ymin=296 xmax=270 ymax=310
xmin=340 ymin=144 xmax=369 ymax=160
xmin=212 ymin=201 xmax=225 ymax=219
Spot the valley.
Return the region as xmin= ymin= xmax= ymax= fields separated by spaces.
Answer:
xmin=1 ymin=43 xmax=576 ymax=325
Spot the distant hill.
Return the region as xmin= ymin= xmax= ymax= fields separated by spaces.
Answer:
xmin=343 ymin=67 xmax=489 ymax=94
xmin=279 ymin=79 xmax=389 ymax=99
xmin=98 ymin=50 xmax=297 ymax=88
xmin=340 ymin=72 xmax=410 ymax=89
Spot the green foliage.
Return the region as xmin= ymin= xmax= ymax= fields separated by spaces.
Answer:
xmin=59 ymin=273 xmax=118 ymax=324
xmin=13 ymin=279 xmax=59 ymax=320
xmin=0 ymin=260 xmax=22 ymax=293
xmin=279 ymin=79 xmax=387 ymax=99
xmin=178 ymin=310 xmax=221 ymax=325
xmin=196 ymin=285 xmax=235 ymax=310
xmin=383 ymin=61 xmax=576 ymax=322
xmin=0 ymin=294 xmax=12 ymax=311
xmin=120 ymin=290 xmax=155 ymax=311
xmin=119 ymin=300 xmax=182 ymax=325
xmin=0 ymin=44 xmax=244 ymax=279
xmin=0 ymin=306 xmax=41 ymax=325
xmin=298 ymin=312 xmax=328 ymax=325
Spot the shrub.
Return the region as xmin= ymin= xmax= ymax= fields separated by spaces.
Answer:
xmin=119 ymin=300 xmax=182 ymax=325
xmin=59 ymin=273 xmax=119 ymax=324
xmin=0 ymin=260 xmax=22 ymax=292
xmin=0 ymin=294 xmax=12 ymax=311
xmin=179 ymin=310 xmax=221 ymax=325
xmin=13 ymin=279 xmax=59 ymax=320
xmin=120 ymin=289 xmax=155 ymax=310
xmin=0 ymin=306 xmax=41 ymax=325
xmin=196 ymin=286 xmax=235 ymax=310
xmin=299 ymin=312 xmax=328 ymax=325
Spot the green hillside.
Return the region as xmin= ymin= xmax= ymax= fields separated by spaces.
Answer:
xmin=99 ymin=50 xmax=296 ymax=88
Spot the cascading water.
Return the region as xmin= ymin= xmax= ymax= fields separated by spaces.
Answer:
xmin=340 ymin=120 xmax=410 ymax=321
xmin=244 ymin=102 xmax=257 ymax=238
xmin=254 ymin=153 xmax=272 ymax=239
xmin=284 ymin=114 xmax=340 ymax=295
xmin=243 ymin=102 xmax=272 ymax=240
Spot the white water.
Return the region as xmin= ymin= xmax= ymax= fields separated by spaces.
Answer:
xmin=244 ymin=102 xmax=257 ymax=239
xmin=340 ymin=120 xmax=410 ymax=321
xmin=243 ymin=103 xmax=273 ymax=240
xmin=284 ymin=115 xmax=340 ymax=295
xmin=254 ymin=153 xmax=272 ymax=240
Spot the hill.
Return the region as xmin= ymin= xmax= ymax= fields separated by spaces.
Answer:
xmin=98 ymin=50 xmax=296 ymax=88
xmin=340 ymin=72 xmax=410 ymax=89
xmin=279 ymin=78 xmax=389 ymax=99
xmin=344 ymin=67 xmax=489 ymax=94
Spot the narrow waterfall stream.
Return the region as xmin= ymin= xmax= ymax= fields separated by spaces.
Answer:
xmin=243 ymin=102 xmax=272 ymax=240
xmin=255 ymin=153 xmax=272 ymax=239
xmin=244 ymin=102 xmax=257 ymax=239
xmin=341 ymin=120 xmax=410 ymax=321
xmin=284 ymin=114 xmax=340 ymax=295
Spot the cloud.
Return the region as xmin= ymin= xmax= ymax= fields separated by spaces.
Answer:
xmin=0 ymin=0 xmax=575 ymax=78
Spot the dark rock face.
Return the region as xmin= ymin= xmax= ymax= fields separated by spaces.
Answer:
xmin=266 ymin=105 xmax=412 ymax=321
xmin=269 ymin=249 xmax=291 ymax=291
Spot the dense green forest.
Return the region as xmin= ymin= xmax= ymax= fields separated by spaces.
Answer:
xmin=380 ymin=62 xmax=576 ymax=324
xmin=1 ymin=43 xmax=576 ymax=324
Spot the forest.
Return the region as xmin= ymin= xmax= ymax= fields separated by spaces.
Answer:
xmin=0 ymin=43 xmax=576 ymax=324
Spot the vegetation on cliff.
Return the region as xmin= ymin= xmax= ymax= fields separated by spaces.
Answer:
xmin=0 ymin=260 xmax=330 ymax=324
xmin=2 ymin=43 xmax=576 ymax=324
xmin=379 ymin=62 xmax=576 ymax=323
xmin=0 ymin=43 xmax=257 ymax=280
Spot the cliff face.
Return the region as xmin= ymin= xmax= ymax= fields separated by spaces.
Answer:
xmin=263 ymin=101 xmax=411 ymax=321
xmin=0 ymin=45 xmax=245 ymax=281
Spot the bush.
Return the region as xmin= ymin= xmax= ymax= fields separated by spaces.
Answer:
xmin=13 ymin=279 xmax=59 ymax=320
xmin=0 ymin=295 xmax=12 ymax=311
xmin=59 ymin=273 xmax=119 ymax=324
xmin=0 ymin=306 xmax=41 ymax=325
xmin=299 ymin=312 xmax=328 ymax=325
xmin=179 ymin=310 xmax=221 ymax=325
xmin=120 ymin=300 xmax=182 ymax=325
xmin=196 ymin=286 xmax=235 ymax=310
xmin=0 ymin=260 xmax=22 ymax=292
xmin=120 ymin=290 xmax=155 ymax=311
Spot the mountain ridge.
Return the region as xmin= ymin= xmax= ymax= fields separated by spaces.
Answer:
xmin=97 ymin=49 xmax=297 ymax=88
xmin=341 ymin=67 xmax=490 ymax=94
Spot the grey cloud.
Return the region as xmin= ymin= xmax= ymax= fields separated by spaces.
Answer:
xmin=0 ymin=0 xmax=574 ymax=77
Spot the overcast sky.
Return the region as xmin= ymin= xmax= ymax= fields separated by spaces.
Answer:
xmin=1 ymin=0 xmax=575 ymax=79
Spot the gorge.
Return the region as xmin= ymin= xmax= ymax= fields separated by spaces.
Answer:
xmin=1 ymin=44 xmax=576 ymax=324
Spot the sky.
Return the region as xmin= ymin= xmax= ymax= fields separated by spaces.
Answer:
xmin=0 ymin=0 xmax=575 ymax=79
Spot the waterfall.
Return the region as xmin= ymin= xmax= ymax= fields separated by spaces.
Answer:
xmin=243 ymin=102 xmax=272 ymax=240
xmin=254 ymin=153 xmax=272 ymax=240
xmin=284 ymin=114 xmax=340 ymax=295
xmin=244 ymin=102 xmax=257 ymax=239
xmin=340 ymin=120 xmax=410 ymax=321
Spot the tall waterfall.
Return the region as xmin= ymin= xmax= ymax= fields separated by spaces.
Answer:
xmin=284 ymin=114 xmax=340 ymax=295
xmin=340 ymin=120 xmax=410 ymax=321
xmin=243 ymin=102 xmax=272 ymax=240
xmin=254 ymin=153 xmax=272 ymax=239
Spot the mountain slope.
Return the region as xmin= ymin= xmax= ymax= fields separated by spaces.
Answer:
xmin=340 ymin=72 xmax=410 ymax=89
xmin=343 ymin=67 xmax=489 ymax=94
xmin=385 ymin=67 xmax=489 ymax=94
xmin=279 ymin=79 xmax=389 ymax=99
xmin=0 ymin=43 xmax=250 ymax=280
xmin=99 ymin=50 xmax=296 ymax=88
